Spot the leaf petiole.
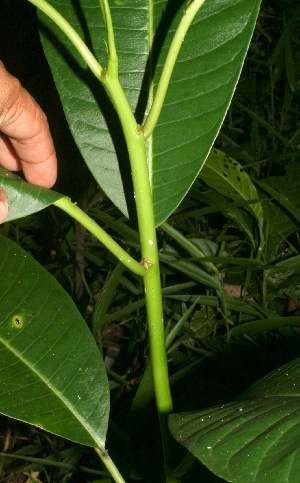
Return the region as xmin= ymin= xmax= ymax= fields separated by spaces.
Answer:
xmin=143 ymin=0 xmax=207 ymax=139
xmin=27 ymin=0 xmax=103 ymax=78
xmin=53 ymin=197 xmax=146 ymax=277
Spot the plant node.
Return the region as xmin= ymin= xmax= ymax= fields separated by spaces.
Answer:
xmin=140 ymin=258 xmax=155 ymax=269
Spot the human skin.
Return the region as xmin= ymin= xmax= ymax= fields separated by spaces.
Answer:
xmin=0 ymin=62 xmax=57 ymax=222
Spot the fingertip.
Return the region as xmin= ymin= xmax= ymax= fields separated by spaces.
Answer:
xmin=0 ymin=188 xmax=9 ymax=223
xmin=21 ymin=151 xmax=58 ymax=189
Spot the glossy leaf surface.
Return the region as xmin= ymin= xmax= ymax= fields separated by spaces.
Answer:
xmin=169 ymin=357 xmax=300 ymax=483
xmin=0 ymin=235 xmax=109 ymax=448
xmin=38 ymin=0 xmax=261 ymax=224
xmin=0 ymin=167 xmax=63 ymax=222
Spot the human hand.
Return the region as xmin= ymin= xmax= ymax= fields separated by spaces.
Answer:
xmin=0 ymin=62 xmax=57 ymax=223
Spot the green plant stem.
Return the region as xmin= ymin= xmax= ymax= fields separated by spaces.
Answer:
xmin=262 ymin=269 xmax=267 ymax=308
xmin=99 ymin=6 xmax=174 ymax=469
xmin=27 ymin=0 xmax=103 ymax=79
xmin=0 ymin=452 xmax=107 ymax=477
xmin=94 ymin=448 xmax=126 ymax=483
xmin=172 ymin=452 xmax=196 ymax=478
xmin=53 ymin=197 xmax=146 ymax=277
xmin=101 ymin=76 xmax=173 ymax=415
xmin=143 ymin=0 xmax=207 ymax=139
xmin=102 ymin=76 xmax=174 ymax=483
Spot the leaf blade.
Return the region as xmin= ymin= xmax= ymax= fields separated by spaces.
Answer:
xmin=37 ymin=0 xmax=261 ymax=223
xmin=151 ymin=0 xmax=262 ymax=224
xmin=0 ymin=235 xmax=109 ymax=448
xmin=0 ymin=168 xmax=63 ymax=221
xmin=169 ymin=357 xmax=300 ymax=482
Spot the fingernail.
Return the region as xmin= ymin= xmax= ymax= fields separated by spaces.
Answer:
xmin=0 ymin=199 xmax=8 ymax=223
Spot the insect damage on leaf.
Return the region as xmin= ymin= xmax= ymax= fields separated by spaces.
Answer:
xmin=11 ymin=315 xmax=24 ymax=329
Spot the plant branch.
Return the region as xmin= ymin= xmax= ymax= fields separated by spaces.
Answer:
xmin=53 ymin=197 xmax=146 ymax=277
xmin=101 ymin=77 xmax=173 ymax=414
xmin=102 ymin=75 xmax=174 ymax=481
xmin=30 ymin=0 xmax=173 ymax=472
xmin=143 ymin=0 xmax=207 ymax=139
xmin=27 ymin=0 xmax=103 ymax=79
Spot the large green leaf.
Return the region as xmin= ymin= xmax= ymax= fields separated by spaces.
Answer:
xmin=0 ymin=167 xmax=63 ymax=222
xmin=0 ymin=235 xmax=109 ymax=448
xmin=37 ymin=0 xmax=261 ymax=224
xmin=169 ymin=357 xmax=300 ymax=483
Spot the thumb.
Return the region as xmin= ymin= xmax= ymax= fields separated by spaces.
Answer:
xmin=0 ymin=186 xmax=9 ymax=223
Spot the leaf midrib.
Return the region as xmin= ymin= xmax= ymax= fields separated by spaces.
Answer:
xmin=0 ymin=332 xmax=103 ymax=447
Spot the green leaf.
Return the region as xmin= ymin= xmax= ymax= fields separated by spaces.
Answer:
xmin=261 ymin=200 xmax=298 ymax=263
xmin=0 ymin=235 xmax=109 ymax=448
xmin=37 ymin=0 xmax=261 ymax=224
xmin=165 ymin=293 xmax=263 ymax=317
xmin=0 ymin=168 xmax=63 ymax=222
xmin=159 ymin=252 xmax=221 ymax=290
xmin=255 ymin=163 xmax=300 ymax=261
xmin=229 ymin=316 xmax=300 ymax=336
xmin=169 ymin=357 xmax=300 ymax=483
xmin=267 ymin=254 xmax=300 ymax=276
xmin=257 ymin=179 xmax=300 ymax=224
xmin=201 ymin=149 xmax=264 ymax=239
xmin=223 ymin=205 xmax=256 ymax=246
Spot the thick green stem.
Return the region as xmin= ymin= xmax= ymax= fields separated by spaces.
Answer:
xmin=101 ymin=76 xmax=173 ymax=414
xmin=53 ymin=197 xmax=146 ymax=277
xmin=103 ymin=77 xmax=174 ymax=483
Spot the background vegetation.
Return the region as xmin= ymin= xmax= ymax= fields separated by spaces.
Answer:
xmin=1 ymin=0 xmax=300 ymax=481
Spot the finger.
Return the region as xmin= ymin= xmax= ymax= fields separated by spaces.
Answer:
xmin=0 ymin=134 xmax=22 ymax=171
xmin=0 ymin=186 xmax=9 ymax=223
xmin=0 ymin=64 xmax=57 ymax=188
